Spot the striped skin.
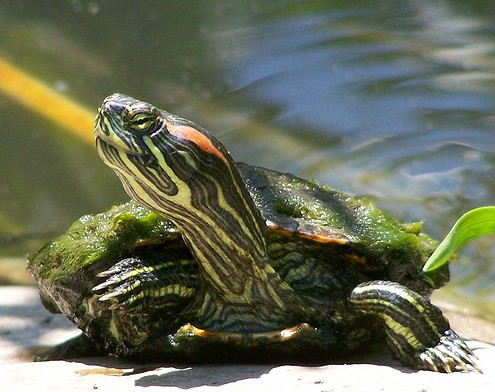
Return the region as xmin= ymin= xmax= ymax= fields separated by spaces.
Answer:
xmin=93 ymin=94 xmax=480 ymax=370
xmin=94 ymin=94 xmax=300 ymax=332
xmin=93 ymin=256 xmax=198 ymax=315
xmin=350 ymin=281 xmax=480 ymax=372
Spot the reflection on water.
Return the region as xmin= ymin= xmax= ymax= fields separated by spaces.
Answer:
xmin=0 ymin=1 xmax=493 ymax=314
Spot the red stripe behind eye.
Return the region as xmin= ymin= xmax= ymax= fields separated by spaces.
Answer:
xmin=168 ymin=123 xmax=227 ymax=163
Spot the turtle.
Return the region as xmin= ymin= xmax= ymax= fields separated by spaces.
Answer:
xmin=28 ymin=93 xmax=480 ymax=372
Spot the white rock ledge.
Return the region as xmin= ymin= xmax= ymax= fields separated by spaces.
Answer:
xmin=1 ymin=286 xmax=494 ymax=392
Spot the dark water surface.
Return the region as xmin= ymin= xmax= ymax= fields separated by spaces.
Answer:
xmin=0 ymin=1 xmax=494 ymax=317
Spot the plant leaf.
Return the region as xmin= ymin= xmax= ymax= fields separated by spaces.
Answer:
xmin=423 ymin=206 xmax=495 ymax=273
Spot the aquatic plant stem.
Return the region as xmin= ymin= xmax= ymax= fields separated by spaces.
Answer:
xmin=0 ymin=57 xmax=94 ymax=144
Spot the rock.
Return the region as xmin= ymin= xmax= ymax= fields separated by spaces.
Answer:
xmin=1 ymin=286 xmax=494 ymax=391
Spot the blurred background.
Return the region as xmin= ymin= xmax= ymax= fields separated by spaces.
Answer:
xmin=0 ymin=1 xmax=494 ymax=320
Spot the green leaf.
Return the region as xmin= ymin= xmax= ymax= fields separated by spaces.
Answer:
xmin=423 ymin=206 xmax=495 ymax=273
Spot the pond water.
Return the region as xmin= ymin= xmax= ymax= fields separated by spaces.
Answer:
xmin=0 ymin=1 xmax=494 ymax=317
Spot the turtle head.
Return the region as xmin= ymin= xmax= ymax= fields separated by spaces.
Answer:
xmin=94 ymin=93 xmax=267 ymax=257
xmin=95 ymin=93 xmax=238 ymax=214
xmin=94 ymin=94 xmax=295 ymax=330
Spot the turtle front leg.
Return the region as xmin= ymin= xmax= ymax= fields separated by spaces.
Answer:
xmin=349 ymin=280 xmax=481 ymax=373
xmin=92 ymin=256 xmax=197 ymax=314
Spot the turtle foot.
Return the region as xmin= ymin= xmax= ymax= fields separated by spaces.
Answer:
xmin=35 ymin=333 xmax=103 ymax=361
xmin=416 ymin=329 xmax=481 ymax=373
xmin=92 ymin=257 xmax=197 ymax=314
xmin=92 ymin=257 xmax=154 ymax=312
xmin=350 ymin=281 xmax=482 ymax=373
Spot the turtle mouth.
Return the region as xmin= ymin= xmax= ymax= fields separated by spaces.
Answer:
xmin=95 ymin=133 xmax=141 ymax=156
xmin=95 ymin=136 xmax=152 ymax=178
xmin=94 ymin=125 xmax=149 ymax=160
xmin=94 ymin=102 xmax=148 ymax=158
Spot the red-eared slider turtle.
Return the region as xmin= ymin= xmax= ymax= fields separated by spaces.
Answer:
xmin=28 ymin=94 xmax=480 ymax=372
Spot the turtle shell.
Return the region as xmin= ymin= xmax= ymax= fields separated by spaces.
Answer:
xmin=27 ymin=162 xmax=446 ymax=359
xmin=240 ymin=163 xmax=443 ymax=288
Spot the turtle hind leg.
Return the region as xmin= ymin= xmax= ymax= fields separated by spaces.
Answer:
xmin=35 ymin=333 xmax=103 ymax=361
xmin=349 ymin=280 xmax=481 ymax=373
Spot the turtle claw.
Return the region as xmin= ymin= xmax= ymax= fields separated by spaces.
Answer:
xmin=92 ymin=258 xmax=147 ymax=313
xmin=92 ymin=275 xmax=125 ymax=293
xmin=92 ymin=257 xmax=197 ymax=314
xmin=417 ymin=329 xmax=481 ymax=373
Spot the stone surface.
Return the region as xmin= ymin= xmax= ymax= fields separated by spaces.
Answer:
xmin=1 ymin=286 xmax=494 ymax=391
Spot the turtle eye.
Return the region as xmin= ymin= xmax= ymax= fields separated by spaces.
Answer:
xmin=127 ymin=112 xmax=156 ymax=132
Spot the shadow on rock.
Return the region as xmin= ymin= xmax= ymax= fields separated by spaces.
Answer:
xmin=135 ymin=364 xmax=274 ymax=388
